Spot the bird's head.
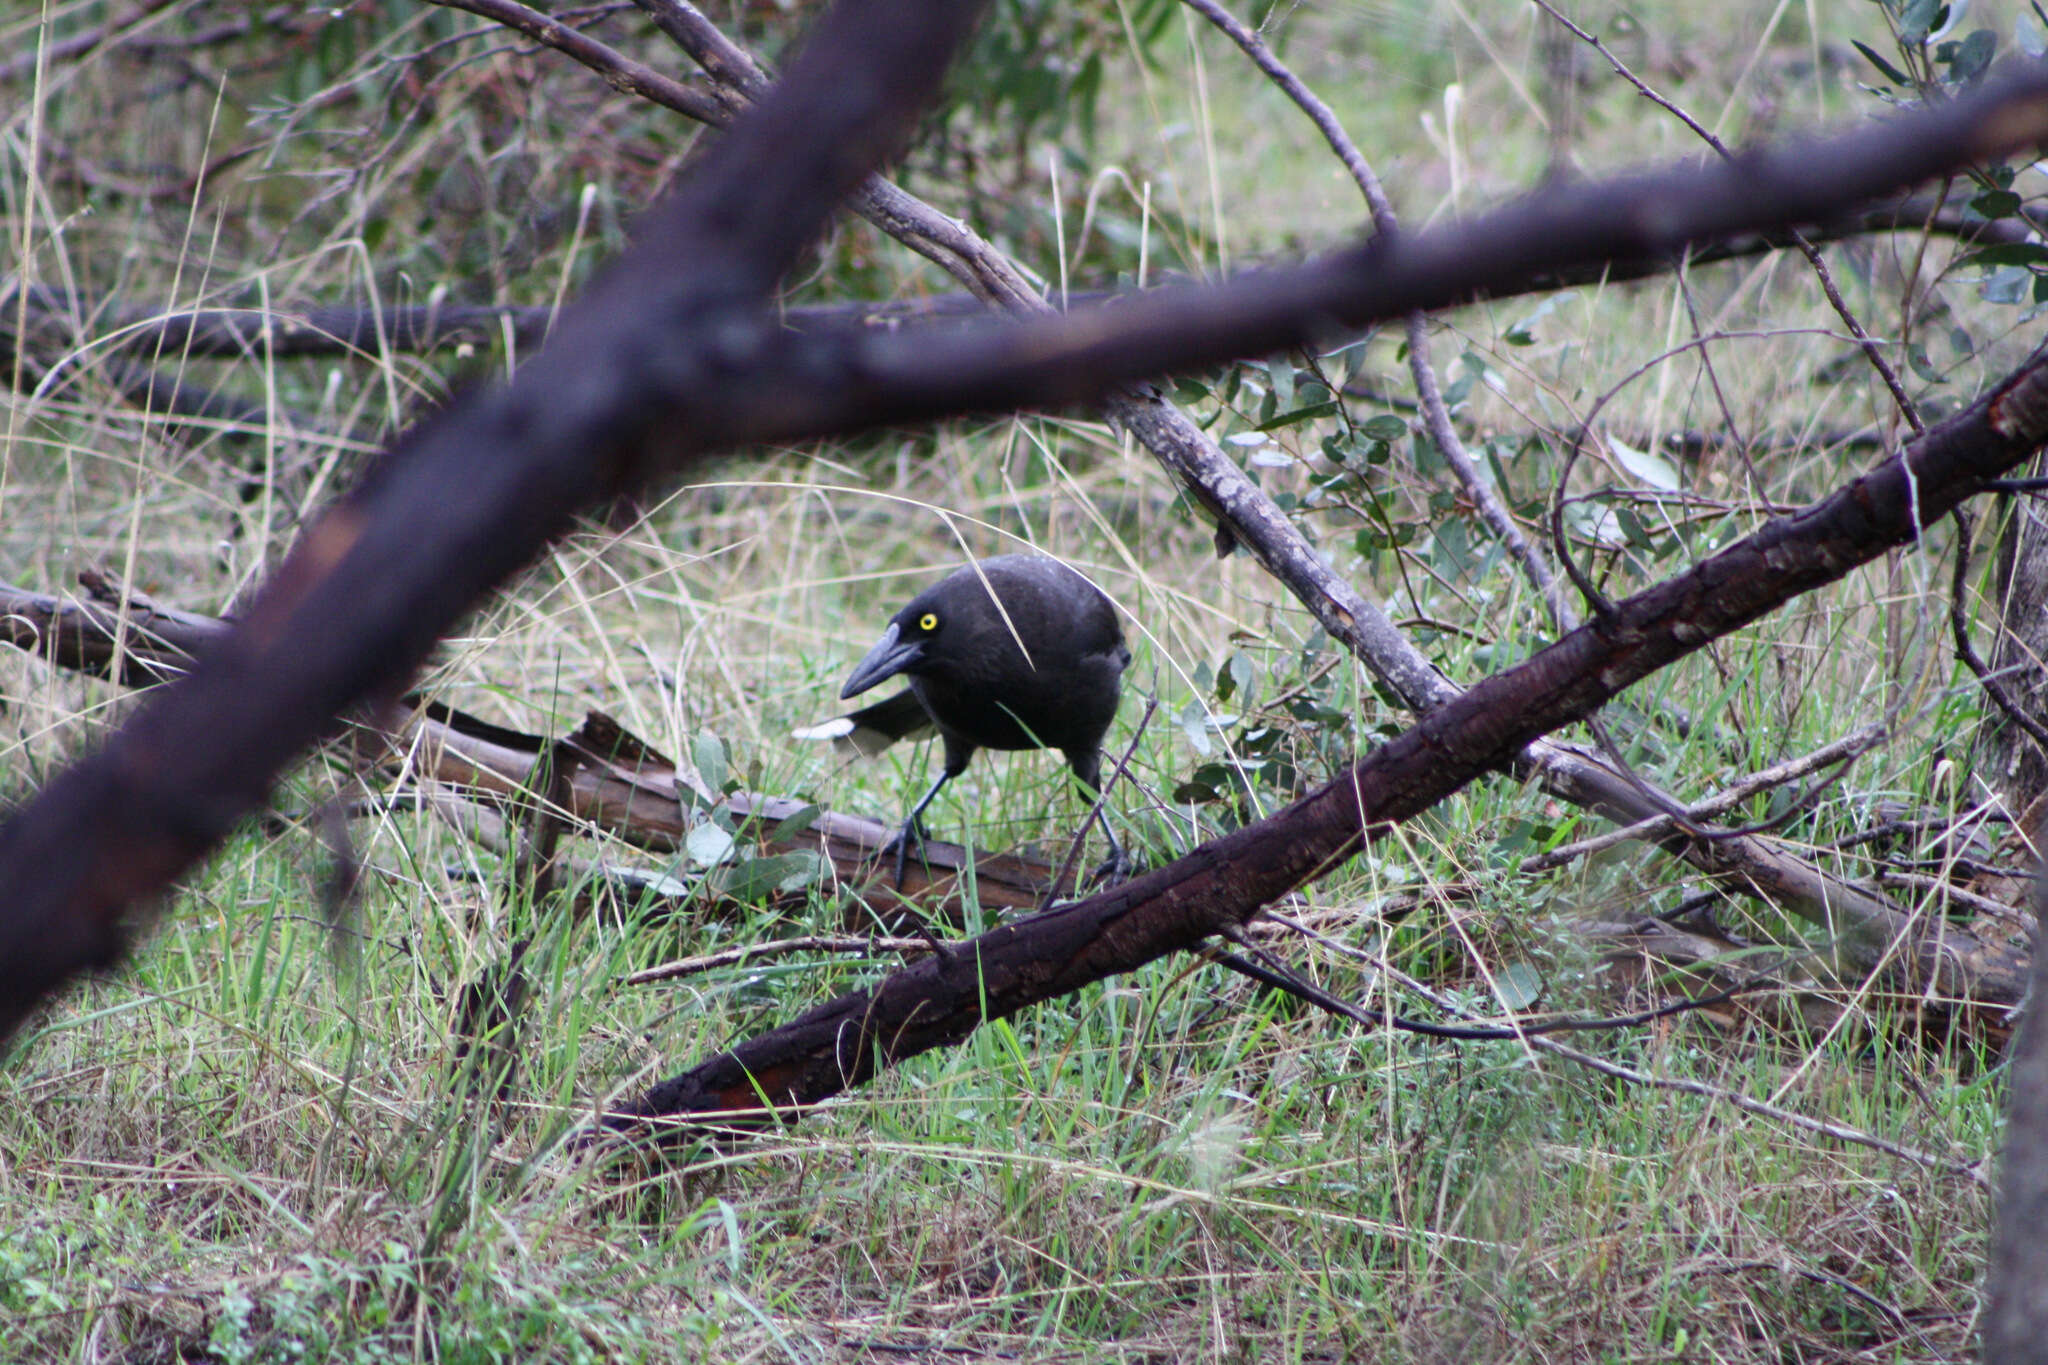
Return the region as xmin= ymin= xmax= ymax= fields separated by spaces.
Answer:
xmin=840 ymin=598 xmax=949 ymax=699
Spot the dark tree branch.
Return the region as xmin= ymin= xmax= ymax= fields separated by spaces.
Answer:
xmin=0 ymin=289 xmax=998 ymax=362
xmin=709 ymin=68 xmax=2048 ymax=444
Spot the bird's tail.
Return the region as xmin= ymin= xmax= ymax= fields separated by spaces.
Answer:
xmin=792 ymin=688 xmax=934 ymax=757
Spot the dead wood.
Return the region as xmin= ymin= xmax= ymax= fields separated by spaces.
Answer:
xmin=598 ymin=351 xmax=2048 ymax=1138
xmin=0 ymin=572 xmax=226 ymax=686
xmin=0 ymin=283 xmax=1005 ymax=363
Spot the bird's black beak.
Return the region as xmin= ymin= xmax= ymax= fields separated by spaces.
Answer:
xmin=841 ymin=621 xmax=925 ymax=699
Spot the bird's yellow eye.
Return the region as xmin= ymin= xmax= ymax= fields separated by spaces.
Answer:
xmin=918 ymin=612 xmax=939 ymax=632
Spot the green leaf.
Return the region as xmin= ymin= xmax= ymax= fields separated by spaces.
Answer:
xmin=1967 ymin=239 xmax=2048 ymax=266
xmin=712 ymin=851 xmax=822 ymax=902
xmin=1900 ymin=0 xmax=1943 ymax=43
xmin=1851 ymin=39 xmax=1912 ymax=84
xmin=1503 ymin=293 xmax=1566 ymax=346
xmin=770 ymin=803 xmax=822 ymax=842
xmin=1222 ymin=652 xmax=1255 ymax=703
xmin=1607 ymin=437 xmax=1681 ymax=491
xmin=1984 ymin=264 xmax=2031 ymax=303
xmin=685 ymin=820 xmax=736 ymax=867
xmin=1360 ymin=414 xmax=1409 ymax=442
xmin=693 ymin=731 xmax=728 ymax=793
xmin=1257 ymin=400 xmax=1340 ymax=431
xmin=1493 ymin=962 xmax=1544 ymax=1012
xmin=1970 ymin=188 xmax=2022 ymax=220
xmin=2020 ymin=9 xmax=2047 ymax=58
xmin=1266 ymin=356 xmax=1295 ymax=408
xmin=1905 ymin=343 xmax=1946 ymax=385
xmin=1950 ymin=28 xmax=1998 ymax=82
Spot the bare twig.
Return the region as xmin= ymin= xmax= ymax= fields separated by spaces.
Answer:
xmin=0 ymin=0 xmax=187 ymax=84
xmin=1213 ymin=934 xmax=1785 ymax=1042
xmin=427 ymin=0 xmax=724 ymax=123
xmin=1952 ymin=503 xmax=2048 ymax=756
xmin=626 ymin=934 xmax=938 ymax=984
xmin=1533 ymin=1033 xmax=1977 ymax=1177
xmin=1044 ymin=697 xmax=1157 ymax=909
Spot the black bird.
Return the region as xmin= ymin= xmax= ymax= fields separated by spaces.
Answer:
xmin=809 ymin=554 xmax=1131 ymax=886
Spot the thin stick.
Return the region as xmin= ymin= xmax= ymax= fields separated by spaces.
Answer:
xmin=626 ymin=935 xmax=935 ymax=985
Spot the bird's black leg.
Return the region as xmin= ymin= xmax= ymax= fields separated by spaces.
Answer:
xmin=884 ymin=769 xmax=954 ymax=889
xmin=1066 ymin=749 xmax=1134 ymax=887
xmin=1091 ymin=817 xmax=1132 ymax=886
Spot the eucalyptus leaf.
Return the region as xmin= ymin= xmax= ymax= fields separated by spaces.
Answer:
xmin=684 ymin=820 xmax=737 ymax=867
xmin=713 ymin=851 xmax=823 ymax=902
xmin=2020 ymin=8 xmax=2047 ymax=57
xmin=1900 ymin=0 xmax=1942 ymax=43
xmin=1607 ymin=437 xmax=1681 ymax=491
xmin=693 ymin=731 xmax=728 ymax=793
xmin=1983 ymin=265 xmax=2030 ymax=304
xmin=770 ymin=803 xmax=823 ymax=842
xmin=1950 ymin=28 xmax=1996 ymax=82
xmin=1970 ymin=188 xmax=2022 ymax=220
xmin=1266 ymin=356 xmax=1295 ymax=408
xmin=1494 ymin=962 xmax=1544 ymax=1012
xmin=1960 ymin=242 xmax=2048 ymax=269
xmin=1258 ymin=400 xmax=1340 ymax=431
xmin=1851 ymin=39 xmax=1911 ymax=83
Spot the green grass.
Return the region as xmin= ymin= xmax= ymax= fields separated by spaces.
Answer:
xmin=0 ymin=0 xmax=2031 ymax=1359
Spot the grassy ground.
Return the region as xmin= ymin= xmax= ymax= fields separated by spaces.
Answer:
xmin=0 ymin=0 xmax=2031 ymax=1359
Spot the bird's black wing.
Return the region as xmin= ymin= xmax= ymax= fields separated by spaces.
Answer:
xmin=793 ymin=687 xmax=935 ymax=757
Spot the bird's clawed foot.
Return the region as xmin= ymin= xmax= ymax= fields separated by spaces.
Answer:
xmin=1085 ymin=834 xmax=1138 ymax=889
xmin=877 ymin=815 xmax=934 ymax=890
